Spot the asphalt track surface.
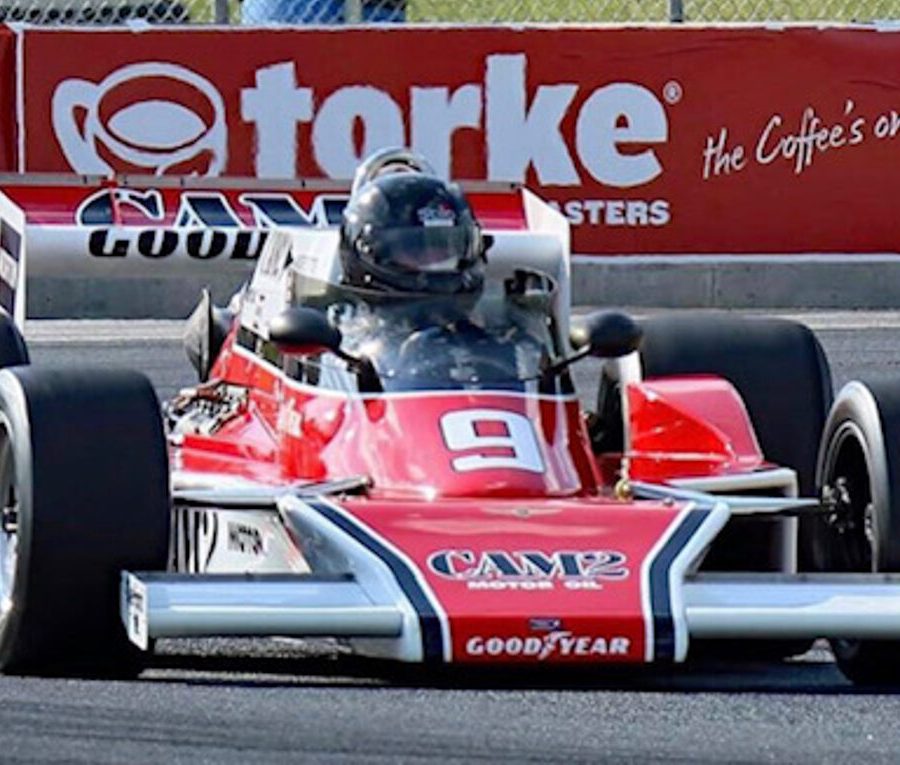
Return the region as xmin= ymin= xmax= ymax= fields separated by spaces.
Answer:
xmin=6 ymin=311 xmax=900 ymax=764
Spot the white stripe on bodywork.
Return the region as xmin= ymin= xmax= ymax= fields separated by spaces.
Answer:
xmin=0 ymin=248 xmax=17 ymax=292
xmin=639 ymin=504 xmax=692 ymax=662
xmin=666 ymin=502 xmax=730 ymax=662
xmin=314 ymin=497 xmax=454 ymax=662
xmin=0 ymin=190 xmax=25 ymax=327
xmin=669 ymin=467 xmax=797 ymax=497
xmin=278 ymin=495 xmax=454 ymax=662
xmin=279 ymin=495 xmax=425 ymax=662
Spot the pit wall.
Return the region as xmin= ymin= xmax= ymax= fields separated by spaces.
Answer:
xmin=5 ymin=25 xmax=900 ymax=314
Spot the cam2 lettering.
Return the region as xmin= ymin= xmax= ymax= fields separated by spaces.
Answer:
xmin=428 ymin=549 xmax=628 ymax=590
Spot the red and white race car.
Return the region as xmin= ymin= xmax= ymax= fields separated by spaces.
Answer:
xmin=0 ymin=149 xmax=897 ymax=684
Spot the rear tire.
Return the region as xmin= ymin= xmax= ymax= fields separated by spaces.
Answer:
xmin=816 ymin=379 xmax=900 ymax=686
xmin=0 ymin=367 xmax=170 ymax=676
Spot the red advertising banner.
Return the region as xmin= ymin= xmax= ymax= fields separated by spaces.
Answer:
xmin=15 ymin=26 xmax=900 ymax=254
xmin=0 ymin=26 xmax=16 ymax=172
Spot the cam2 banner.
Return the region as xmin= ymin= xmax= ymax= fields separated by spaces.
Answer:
xmin=16 ymin=26 xmax=900 ymax=254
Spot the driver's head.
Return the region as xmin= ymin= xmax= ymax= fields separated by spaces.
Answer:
xmin=340 ymin=172 xmax=485 ymax=295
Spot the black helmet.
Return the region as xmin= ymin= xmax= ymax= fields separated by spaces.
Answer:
xmin=340 ymin=172 xmax=485 ymax=295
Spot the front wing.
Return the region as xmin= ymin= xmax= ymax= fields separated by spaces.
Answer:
xmin=121 ymin=484 xmax=900 ymax=666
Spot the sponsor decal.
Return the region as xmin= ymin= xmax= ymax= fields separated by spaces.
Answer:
xmin=47 ymin=53 xmax=669 ymax=196
xmin=173 ymin=506 xmax=219 ymax=574
xmin=417 ymin=201 xmax=456 ymax=228
xmin=124 ymin=574 xmax=149 ymax=651
xmin=52 ymin=62 xmax=227 ymax=177
xmin=38 ymin=45 xmax=673 ymax=244
xmin=528 ymin=617 xmax=562 ymax=632
xmin=227 ymin=521 xmax=265 ymax=557
xmin=428 ymin=549 xmax=628 ymax=590
xmin=87 ymin=228 xmax=267 ymax=262
xmin=276 ymin=397 xmax=303 ymax=439
xmin=75 ymin=188 xmax=347 ymax=228
xmin=548 ymin=198 xmax=670 ymax=228
xmin=237 ymin=55 xmax=669 ymax=189
xmin=29 ymin=27 xmax=900 ymax=255
xmin=465 ymin=632 xmax=631 ymax=660
xmin=75 ymin=188 xmax=348 ymax=262
xmin=0 ymin=218 xmax=22 ymax=319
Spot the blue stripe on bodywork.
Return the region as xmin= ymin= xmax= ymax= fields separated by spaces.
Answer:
xmin=649 ymin=508 xmax=711 ymax=662
xmin=306 ymin=499 xmax=445 ymax=664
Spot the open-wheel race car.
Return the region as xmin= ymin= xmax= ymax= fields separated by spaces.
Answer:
xmin=0 ymin=148 xmax=899 ymax=684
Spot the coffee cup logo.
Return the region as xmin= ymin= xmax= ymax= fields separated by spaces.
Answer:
xmin=52 ymin=62 xmax=227 ymax=176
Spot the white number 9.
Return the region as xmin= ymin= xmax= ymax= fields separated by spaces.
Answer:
xmin=439 ymin=409 xmax=545 ymax=473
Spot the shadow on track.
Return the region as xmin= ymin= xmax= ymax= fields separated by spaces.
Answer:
xmin=143 ymin=640 xmax=889 ymax=696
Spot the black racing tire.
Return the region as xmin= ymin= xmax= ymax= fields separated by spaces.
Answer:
xmin=0 ymin=313 xmax=28 ymax=368
xmin=0 ymin=367 xmax=170 ymax=677
xmin=636 ymin=313 xmax=832 ymax=572
xmin=815 ymin=379 xmax=900 ymax=686
xmin=633 ymin=313 xmax=832 ymax=661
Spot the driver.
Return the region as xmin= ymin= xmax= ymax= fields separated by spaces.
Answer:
xmin=339 ymin=169 xmax=486 ymax=298
xmin=337 ymin=168 xmax=513 ymax=386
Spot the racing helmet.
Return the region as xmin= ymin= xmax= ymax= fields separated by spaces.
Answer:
xmin=340 ymin=171 xmax=486 ymax=295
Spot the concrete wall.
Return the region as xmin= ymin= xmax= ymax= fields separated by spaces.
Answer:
xmin=25 ymin=255 xmax=900 ymax=318
xmin=571 ymin=256 xmax=900 ymax=310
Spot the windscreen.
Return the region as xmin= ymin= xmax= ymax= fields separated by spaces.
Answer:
xmin=292 ymin=270 xmax=561 ymax=393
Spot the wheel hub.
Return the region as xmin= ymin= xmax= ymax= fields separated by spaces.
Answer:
xmin=1 ymin=504 xmax=16 ymax=534
xmin=821 ymin=463 xmax=876 ymax=572
xmin=864 ymin=502 xmax=876 ymax=546
xmin=0 ymin=481 xmax=17 ymax=613
xmin=823 ymin=477 xmax=856 ymax=534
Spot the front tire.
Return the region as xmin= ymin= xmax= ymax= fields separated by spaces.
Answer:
xmin=0 ymin=312 xmax=28 ymax=369
xmin=638 ymin=312 xmax=832 ymax=503
xmin=816 ymin=379 xmax=900 ymax=685
xmin=634 ymin=313 xmax=832 ymax=661
xmin=0 ymin=367 xmax=170 ymax=676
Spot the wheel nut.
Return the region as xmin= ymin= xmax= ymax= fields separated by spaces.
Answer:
xmin=0 ymin=506 xmax=16 ymax=534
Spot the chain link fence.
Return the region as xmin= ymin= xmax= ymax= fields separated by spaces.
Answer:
xmin=3 ymin=0 xmax=900 ymax=28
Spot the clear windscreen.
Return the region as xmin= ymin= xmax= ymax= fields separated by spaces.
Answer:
xmin=293 ymin=270 xmax=560 ymax=392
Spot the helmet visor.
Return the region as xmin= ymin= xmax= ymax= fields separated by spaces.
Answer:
xmin=370 ymin=225 xmax=475 ymax=274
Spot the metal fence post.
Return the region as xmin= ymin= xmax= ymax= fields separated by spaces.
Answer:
xmin=215 ymin=0 xmax=230 ymax=23
xmin=345 ymin=0 xmax=362 ymax=22
xmin=669 ymin=0 xmax=684 ymax=22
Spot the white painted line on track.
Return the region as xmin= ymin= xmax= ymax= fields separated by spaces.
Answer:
xmin=574 ymin=309 xmax=900 ymax=331
xmin=571 ymin=253 xmax=900 ymax=265
xmin=20 ymin=311 xmax=900 ymax=346
xmin=24 ymin=320 xmax=184 ymax=344
xmin=768 ymin=312 xmax=900 ymax=330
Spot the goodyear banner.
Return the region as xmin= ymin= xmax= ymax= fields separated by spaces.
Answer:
xmin=0 ymin=176 xmax=527 ymax=277
xmin=13 ymin=26 xmax=900 ymax=254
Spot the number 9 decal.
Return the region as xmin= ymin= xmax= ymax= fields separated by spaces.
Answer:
xmin=440 ymin=409 xmax=545 ymax=473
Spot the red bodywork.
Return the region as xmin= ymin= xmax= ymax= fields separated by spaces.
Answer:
xmin=172 ymin=326 xmax=762 ymax=664
xmin=186 ymin=341 xmax=765 ymax=497
xmin=0 ymin=174 xmax=793 ymax=666
xmin=628 ymin=376 xmax=766 ymax=482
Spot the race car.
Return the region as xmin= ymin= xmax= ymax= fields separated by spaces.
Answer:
xmin=0 ymin=148 xmax=898 ymax=683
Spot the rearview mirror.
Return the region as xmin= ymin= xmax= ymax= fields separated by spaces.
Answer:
xmin=268 ymin=307 xmax=343 ymax=356
xmin=570 ymin=311 xmax=642 ymax=358
xmin=184 ymin=288 xmax=234 ymax=382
